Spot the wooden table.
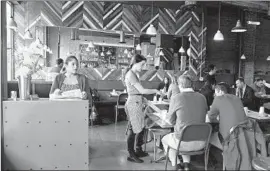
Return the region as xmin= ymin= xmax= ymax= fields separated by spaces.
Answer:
xmin=246 ymin=110 xmax=270 ymax=122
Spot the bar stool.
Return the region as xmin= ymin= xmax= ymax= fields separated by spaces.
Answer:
xmin=252 ymin=157 xmax=270 ymax=170
xmin=147 ymin=126 xmax=171 ymax=163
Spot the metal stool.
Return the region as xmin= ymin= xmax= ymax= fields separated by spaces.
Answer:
xmin=148 ymin=126 xmax=171 ymax=163
xmin=252 ymin=157 xmax=270 ymax=170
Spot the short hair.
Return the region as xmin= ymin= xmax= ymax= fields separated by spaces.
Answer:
xmin=215 ymin=82 xmax=229 ymax=94
xmin=208 ymin=64 xmax=216 ymax=71
xmin=56 ymin=58 xmax=64 ymax=65
xmin=255 ymin=78 xmax=263 ymax=82
xmin=237 ymin=77 xmax=245 ymax=83
xmin=205 ymin=79 xmax=216 ymax=86
xmin=178 ymin=75 xmax=192 ymax=88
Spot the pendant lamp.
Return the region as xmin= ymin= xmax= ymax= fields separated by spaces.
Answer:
xmin=136 ymin=44 xmax=142 ymax=51
xmin=231 ymin=20 xmax=247 ymax=32
xmin=100 ymin=51 xmax=105 ymax=57
xmin=187 ymin=48 xmax=191 ymax=57
xmin=124 ymin=49 xmax=128 ymax=54
xmin=240 ymin=54 xmax=246 ymax=60
xmin=8 ymin=17 xmax=17 ymax=30
xmin=146 ymin=2 xmax=157 ymax=35
xmin=24 ymin=3 xmax=33 ymax=39
xmin=106 ymin=50 xmax=112 ymax=55
xmin=213 ymin=2 xmax=224 ymax=41
xmin=179 ymin=37 xmax=185 ymax=53
xmin=267 ymin=56 xmax=270 ymax=61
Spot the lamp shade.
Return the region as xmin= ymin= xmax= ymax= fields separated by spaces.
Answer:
xmin=159 ymin=50 xmax=164 ymax=56
xmin=240 ymin=54 xmax=246 ymax=60
xmin=8 ymin=17 xmax=17 ymax=30
xmin=88 ymin=41 xmax=95 ymax=48
xmin=146 ymin=24 xmax=157 ymax=35
xmin=187 ymin=48 xmax=191 ymax=56
xmin=135 ymin=44 xmax=142 ymax=51
xmin=106 ymin=50 xmax=112 ymax=55
xmin=267 ymin=56 xmax=270 ymax=61
xmin=100 ymin=52 xmax=105 ymax=57
xmin=24 ymin=30 xmax=33 ymax=39
xmin=119 ymin=31 xmax=125 ymax=43
xmin=124 ymin=49 xmax=128 ymax=54
xmin=179 ymin=46 xmax=185 ymax=53
xmin=231 ymin=20 xmax=247 ymax=32
xmin=213 ymin=30 xmax=224 ymax=41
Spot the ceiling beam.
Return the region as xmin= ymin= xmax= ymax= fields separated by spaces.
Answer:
xmin=222 ymin=1 xmax=269 ymax=14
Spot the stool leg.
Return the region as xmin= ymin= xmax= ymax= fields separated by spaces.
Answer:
xmin=144 ymin=129 xmax=148 ymax=151
xmin=165 ymin=147 xmax=170 ymax=171
xmin=153 ymin=134 xmax=156 ymax=161
xmin=115 ymin=107 xmax=118 ymax=125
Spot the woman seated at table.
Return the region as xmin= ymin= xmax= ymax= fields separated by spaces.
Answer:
xmin=167 ymin=75 xmax=180 ymax=100
xmin=50 ymin=56 xmax=90 ymax=101
xmin=124 ymin=54 xmax=163 ymax=163
xmin=158 ymin=77 xmax=170 ymax=94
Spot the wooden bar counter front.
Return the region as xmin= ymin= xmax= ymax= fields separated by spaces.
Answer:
xmin=2 ymin=99 xmax=89 ymax=170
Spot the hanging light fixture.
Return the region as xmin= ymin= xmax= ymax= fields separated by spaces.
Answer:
xmin=187 ymin=48 xmax=191 ymax=56
xmin=267 ymin=56 xmax=270 ymax=61
xmin=136 ymin=44 xmax=142 ymax=51
xmin=146 ymin=2 xmax=157 ymax=35
xmin=100 ymin=51 xmax=105 ymax=57
xmin=231 ymin=20 xmax=247 ymax=32
xmin=8 ymin=17 xmax=17 ymax=30
xmin=119 ymin=31 xmax=126 ymax=43
xmin=124 ymin=49 xmax=128 ymax=54
xmin=240 ymin=54 xmax=246 ymax=60
xmin=24 ymin=2 xmax=33 ymax=39
xmin=159 ymin=50 xmax=164 ymax=56
xmin=179 ymin=37 xmax=185 ymax=53
xmin=106 ymin=49 xmax=112 ymax=55
xmin=213 ymin=2 xmax=224 ymax=41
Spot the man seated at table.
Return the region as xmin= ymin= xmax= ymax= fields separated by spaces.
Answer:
xmin=161 ymin=75 xmax=208 ymax=170
xmin=207 ymin=82 xmax=247 ymax=144
xmin=235 ymin=77 xmax=255 ymax=110
xmin=252 ymin=78 xmax=270 ymax=110
xmin=199 ymin=79 xmax=216 ymax=109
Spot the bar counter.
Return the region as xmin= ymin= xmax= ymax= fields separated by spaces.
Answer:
xmin=3 ymin=99 xmax=89 ymax=170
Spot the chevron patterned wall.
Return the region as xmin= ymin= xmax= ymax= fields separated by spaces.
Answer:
xmin=13 ymin=1 xmax=206 ymax=77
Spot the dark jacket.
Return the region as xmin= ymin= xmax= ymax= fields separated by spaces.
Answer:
xmin=236 ymin=85 xmax=255 ymax=110
xmin=199 ymin=84 xmax=214 ymax=108
xmin=158 ymin=82 xmax=169 ymax=92
xmin=222 ymin=119 xmax=267 ymax=170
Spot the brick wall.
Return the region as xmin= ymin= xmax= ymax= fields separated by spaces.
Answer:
xmin=206 ymin=5 xmax=238 ymax=74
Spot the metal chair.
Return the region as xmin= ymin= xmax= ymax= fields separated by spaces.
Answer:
xmin=252 ymin=157 xmax=270 ymax=170
xmin=115 ymin=93 xmax=128 ymax=124
xmin=165 ymin=123 xmax=212 ymax=171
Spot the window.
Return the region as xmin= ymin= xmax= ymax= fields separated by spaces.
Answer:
xmin=6 ymin=2 xmax=14 ymax=81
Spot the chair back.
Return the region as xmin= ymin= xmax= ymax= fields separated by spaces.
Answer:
xmin=117 ymin=93 xmax=128 ymax=106
xmin=178 ymin=123 xmax=212 ymax=143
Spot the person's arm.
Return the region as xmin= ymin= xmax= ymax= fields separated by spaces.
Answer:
xmin=263 ymin=80 xmax=270 ymax=88
xmin=207 ymin=97 xmax=220 ymax=122
xmin=167 ymin=84 xmax=173 ymax=99
xmin=165 ymin=95 xmax=178 ymax=125
xmin=242 ymin=88 xmax=254 ymax=107
xmin=50 ymin=75 xmax=60 ymax=95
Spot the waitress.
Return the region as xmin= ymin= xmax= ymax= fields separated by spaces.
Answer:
xmin=124 ymin=54 xmax=162 ymax=163
xmin=50 ymin=56 xmax=91 ymax=103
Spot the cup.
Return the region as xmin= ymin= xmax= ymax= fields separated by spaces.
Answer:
xmin=153 ymin=96 xmax=157 ymax=102
xmin=259 ymin=107 xmax=265 ymax=116
xmin=244 ymin=107 xmax=248 ymax=115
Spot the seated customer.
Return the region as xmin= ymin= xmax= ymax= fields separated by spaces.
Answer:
xmin=167 ymin=75 xmax=180 ymax=100
xmin=199 ymin=79 xmax=216 ymax=108
xmin=207 ymin=83 xmax=247 ymax=142
xmin=158 ymin=77 xmax=170 ymax=94
xmin=50 ymin=58 xmax=64 ymax=73
xmin=235 ymin=77 xmax=255 ymax=110
xmin=162 ymin=75 xmax=208 ymax=169
xmin=50 ymin=56 xmax=90 ymax=102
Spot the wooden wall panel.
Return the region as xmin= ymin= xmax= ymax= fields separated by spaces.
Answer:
xmin=62 ymin=1 xmax=83 ymax=28
xmin=13 ymin=1 xmax=207 ymax=78
xmin=83 ymin=1 xmax=104 ymax=29
xmin=103 ymin=2 xmax=123 ymax=31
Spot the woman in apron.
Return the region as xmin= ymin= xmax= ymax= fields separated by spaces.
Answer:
xmin=124 ymin=54 xmax=162 ymax=163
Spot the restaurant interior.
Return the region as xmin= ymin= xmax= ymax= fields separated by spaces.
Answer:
xmin=1 ymin=0 xmax=270 ymax=170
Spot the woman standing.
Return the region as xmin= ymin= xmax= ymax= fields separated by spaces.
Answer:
xmin=50 ymin=56 xmax=91 ymax=104
xmin=124 ymin=54 xmax=162 ymax=163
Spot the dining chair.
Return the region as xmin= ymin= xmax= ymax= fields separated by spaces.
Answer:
xmin=115 ymin=93 xmax=128 ymax=124
xmin=165 ymin=123 xmax=212 ymax=171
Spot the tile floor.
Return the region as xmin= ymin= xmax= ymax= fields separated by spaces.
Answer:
xmin=88 ymin=121 xmax=222 ymax=170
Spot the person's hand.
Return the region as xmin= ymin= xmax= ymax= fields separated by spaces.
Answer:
xmin=82 ymin=91 xmax=87 ymax=100
xmin=263 ymin=80 xmax=267 ymax=85
xmin=54 ymin=89 xmax=61 ymax=95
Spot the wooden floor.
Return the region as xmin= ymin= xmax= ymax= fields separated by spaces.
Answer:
xmin=88 ymin=120 xmax=223 ymax=170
